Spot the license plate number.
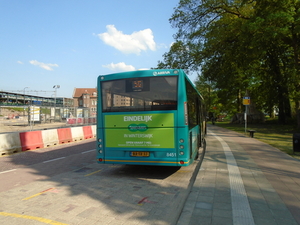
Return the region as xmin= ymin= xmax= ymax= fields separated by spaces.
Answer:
xmin=131 ymin=152 xmax=150 ymax=157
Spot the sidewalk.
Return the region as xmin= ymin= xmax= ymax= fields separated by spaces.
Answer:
xmin=178 ymin=125 xmax=300 ymax=225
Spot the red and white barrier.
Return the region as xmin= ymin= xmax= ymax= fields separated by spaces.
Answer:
xmin=0 ymin=125 xmax=96 ymax=155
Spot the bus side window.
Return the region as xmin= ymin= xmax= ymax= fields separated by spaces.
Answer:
xmin=185 ymin=78 xmax=197 ymax=129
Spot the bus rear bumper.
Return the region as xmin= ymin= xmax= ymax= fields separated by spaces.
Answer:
xmin=96 ymin=158 xmax=190 ymax=166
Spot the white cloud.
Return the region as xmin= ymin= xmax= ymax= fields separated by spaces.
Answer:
xmin=102 ymin=62 xmax=136 ymax=71
xmin=17 ymin=61 xmax=24 ymax=64
xmin=29 ymin=60 xmax=59 ymax=71
xmin=97 ymin=25 xmax=156 ymax=55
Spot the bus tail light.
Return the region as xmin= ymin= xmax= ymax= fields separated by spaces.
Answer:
xmin=180 ymin=145 xmax=184 ymax=149
xmin=179 ymin=160 xmax=184 ymax=165
xmin=98 ymin=158 xmax=103 ymax=162
xmin=180 ymin=151 xmax=184 ymax=155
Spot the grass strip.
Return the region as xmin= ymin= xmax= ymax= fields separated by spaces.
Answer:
xmin=215 ymin=121 xmax=300 ymax=160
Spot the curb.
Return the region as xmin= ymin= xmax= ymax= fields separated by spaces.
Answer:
xmin=174 ymin=140 xmax=206 ymax=225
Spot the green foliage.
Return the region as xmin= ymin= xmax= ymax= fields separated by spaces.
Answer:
xmin=2 ymin=107 xmax=24 ymax=112
xmin=157 ymin=0 xmax=300 ymax=124
xmin=41 ymin=108 xmax=51 ymax=115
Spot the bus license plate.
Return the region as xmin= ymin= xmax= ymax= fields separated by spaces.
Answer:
xmin=131 ymin=152 xmax=150 ymax=157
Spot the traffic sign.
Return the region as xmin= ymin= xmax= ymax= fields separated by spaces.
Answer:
xmin=243 ymin=97 xmax=250 ymax=105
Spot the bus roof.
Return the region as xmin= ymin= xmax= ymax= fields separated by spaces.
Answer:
xmin=98 ymin=69 xmax=184 ymax=81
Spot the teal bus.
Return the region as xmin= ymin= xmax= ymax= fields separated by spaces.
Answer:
xmin=96 ymin=69 xmax=206 ymax=166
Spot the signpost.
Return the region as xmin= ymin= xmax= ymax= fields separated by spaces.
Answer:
xmin=243 ymin=97 xmax=250 ymax=133
xmin=28 ymin=106 xmax=40 ymax=130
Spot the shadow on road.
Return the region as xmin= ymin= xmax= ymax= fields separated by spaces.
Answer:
xmin=1 ymin=139 xmax=200 ymax=225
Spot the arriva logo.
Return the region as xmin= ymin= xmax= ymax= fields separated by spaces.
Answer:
xmin=128 ymin=124 xmax=148 ymax=132
xmin=153 ymin=71 xmax=171 ymax=76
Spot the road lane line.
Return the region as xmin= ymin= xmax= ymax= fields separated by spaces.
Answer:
xmin=23 ymin=188 xmax=56 ymax=200
xmin=43 ymin=157 xmax=66 ymax=163
xmin=210 ymin=132 xmax=255 ymax=225
xmin=0 ymin=212 xmax=68 ymax=225
xmin=81 ymin=149 xmax=95 ymax=154
xmin=0 ymin=169 xmax=16 ymax=174
xmin=85 ymin=170 xmax=101 ymax=176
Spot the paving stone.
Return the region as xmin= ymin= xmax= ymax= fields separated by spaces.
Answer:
xmin=177 ymin=125 xmax=300 ymax=225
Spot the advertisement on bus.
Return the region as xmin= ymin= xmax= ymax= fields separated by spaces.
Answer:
xmin=104 ymin=113 xmax=175 ymax=149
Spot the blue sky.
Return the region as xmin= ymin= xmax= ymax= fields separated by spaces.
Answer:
xmin=0 ymin=0 xmax=196 ymax=98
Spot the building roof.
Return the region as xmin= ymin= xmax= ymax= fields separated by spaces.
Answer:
xmin=73 ymin=88 xmax=97 ymax=98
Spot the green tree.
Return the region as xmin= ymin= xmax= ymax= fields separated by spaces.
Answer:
xmin=157 ymin=0 xmax=300 ymax=125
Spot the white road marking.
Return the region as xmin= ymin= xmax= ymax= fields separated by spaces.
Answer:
xmin=42 ymin=157 xmax=66 ymax=163
xmin=210 ymin=132 xmax=255 ymax=225
xmin=0 ymin=169 xmax=17 ymax=174
xmin=2 ymin=149 xmax=94 ymax=172
xmin=81 ymin=149 xmax=95 ymax=154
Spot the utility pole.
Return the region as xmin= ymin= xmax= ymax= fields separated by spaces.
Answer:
xmin=53 ymin=85 xmax=60 ymax=121
xmin=243 ymin=96 xmax=250 ymax=133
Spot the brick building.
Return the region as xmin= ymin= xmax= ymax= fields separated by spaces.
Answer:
xmin=73 ymin=88 xmax=97 ymax=116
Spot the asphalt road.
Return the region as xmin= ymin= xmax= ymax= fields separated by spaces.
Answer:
xmin=0 ymin=139 xmax=96 ymax=192
xmin=0 ymin=138 xmax=202 ymax=225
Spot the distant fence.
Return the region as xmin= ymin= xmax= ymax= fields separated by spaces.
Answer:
xmin=0 ymin=106 xmax=97 ymax=124
xmin=66 ymin=117 xmax=96 ymax=125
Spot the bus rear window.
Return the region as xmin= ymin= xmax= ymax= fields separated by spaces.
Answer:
xmin=101 ymin=76 xmax=177 ymax=112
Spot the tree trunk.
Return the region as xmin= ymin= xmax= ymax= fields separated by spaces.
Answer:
xmin=278 ymin=86 xmax=291 ymax=124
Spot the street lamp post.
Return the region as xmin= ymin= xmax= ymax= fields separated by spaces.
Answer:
xmin=23 ymin=87 xmax=29 ymax=120
xmin=23 ymin=87 xmax=29 ymax=105
xmin=53 ymin=85 xmax=60 ymax=121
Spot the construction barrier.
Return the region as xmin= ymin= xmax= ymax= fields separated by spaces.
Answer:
xmin=77 ymin=118 xmax=83 ymax=124
xmin=42 ymin=129 xmax=59 ymax=147
xmin=71 ymin=127 xmax=84 ymax=142
xmin=83 ymin=126 xmax=93 ymax=139
xmin=57 ymin=128 xmax=73 ymax=144
xmin=0 ymin=125 xmax=96 ymax=155
xmin=20 ymin=131 xmax=44 ymax=151
xmin=91 ymin=125 xmax=96 ymax=137
xmin=66 ymin=117 xmax=96 ymax=125
xmin=67 ymin=118 xmax=76 ymax=124
xmin=0 ymin=133 xmax=22 ymax=155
